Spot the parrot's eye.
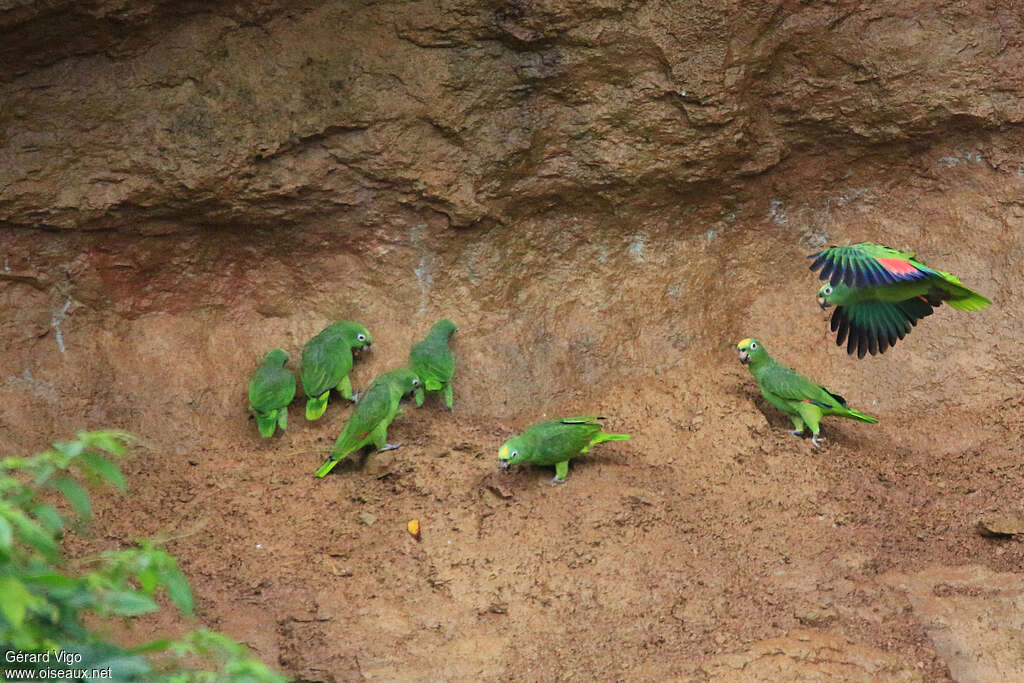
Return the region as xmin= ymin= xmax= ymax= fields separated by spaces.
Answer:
xmin=749 ymin=341 xmax=757 ymax=350
xmin=823 ymin=286 xmax=833 ymax=295
xmin=511 ymin=450 xmax=517 ymax=458
xmin=412 ymin=378 xmax=420 ymax=386
xmin=357 ymin=334 xmax=367 ymax=342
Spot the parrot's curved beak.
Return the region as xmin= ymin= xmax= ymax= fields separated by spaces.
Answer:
xmin=738 ymin=349 xmax=749 ymax=365
xmin=817 ymin=295 xmax=829 ymax=310
xmin=498 ymin=459 xmax=512 ymax=471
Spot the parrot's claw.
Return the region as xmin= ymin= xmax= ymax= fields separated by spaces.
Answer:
xmin=378 ymin=442 xmax=402 ymax=452
xmin=550 ymin=476 xmax=566 ymax=485
xmin=787 ymin=429 xmax=804 ymax=437
xmin=811 ymin=434 xmax=825 ymax=449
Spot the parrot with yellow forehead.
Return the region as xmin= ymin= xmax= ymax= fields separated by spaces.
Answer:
xmin=736 ymin=338 xmax=877 ymax=448
xmin=498 ymin=417 xmax=630 ymax=483
xmin=809 ymin=242 xmax=990 ymax=358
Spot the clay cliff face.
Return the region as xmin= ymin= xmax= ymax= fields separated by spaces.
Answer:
xmin=3 ymin=0 xmax=1024 ymax=230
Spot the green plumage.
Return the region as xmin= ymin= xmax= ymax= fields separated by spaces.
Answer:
xmin=408 ymin=319 xmax=457 ymax=409
xmin=737 ymin=338 xmax=877 ymax=448
xmin=314 ymin=368 xmax=421 ymax=478
xmin=498 ymin=416 xmax=630 ymax=483
xmin=248 ymin=349 xmax=296 ymax=438
xmin=810 ymin=242 xmax=991 ymax=357
xmin=300 ymin=321 xmax=372 ymax=420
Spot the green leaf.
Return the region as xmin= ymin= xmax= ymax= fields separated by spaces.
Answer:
xmin=137 ymin=567 xmax=158 ymax=593
xmin=50 ymin=477 xmax=93 ymax=522
xmin=21 ymin=571 xmax=78 ymax=591
xmin=0 ymin=514 xmax=12 ymax=551
xmin=7 ymin=509 xmax=59 ymax=558
xmin=0 ymin=575 xmax=35 ymax=628
xmin=162 ymin=567 xmax=195 ymax=616
xmin=32 ymin=504 xmax=65 ymax=535
xmin=101 ymin=589 xmax=158 ymax=616
xmin=130 ymin=638 xmax=176 ymax=655
xmin=54 ymin=439 xmax=85 ymax=459
xmin=78 ymin=453 xmax=127 ymax=492
xmin=85 ymin=431 xmax=130 ymax=457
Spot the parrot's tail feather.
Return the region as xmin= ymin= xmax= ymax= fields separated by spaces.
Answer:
xmin=306 ymin=393 xmax=329 ymax=420
xmin=845 ymin=409 xmax=878 ymax=424
xmin=937 ymin=277 xmax=991 ymax=311
xmin=946 ymin=292 xmax=991 ymax=311
xmin=315 ymin=458 xmax=338 ymax=478
xmin=255 ymin=413 xmax=278 ymax=438
xmin=590 ymin=432 xmax=631 ymax=446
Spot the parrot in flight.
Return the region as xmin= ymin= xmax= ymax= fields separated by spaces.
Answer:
xmin=498 ymin=416 xmax=630 ymax=484
xmin=809 ymin=242 xmax=990 ymax=358
xmin=408 ymin=318 xmax=457 ymax=409
xmin=248 ymin=349 xmax=296 ymax=438
xmin=301 ymin=320 xmax=372 ymax=420
xmin=736 ymin=338 xmax=877 ymax=448
xmin=314 ymin=368 xmax=421 ymax=478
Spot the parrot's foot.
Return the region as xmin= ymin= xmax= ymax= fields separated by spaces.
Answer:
xmin=378 ymin=442 xmax=402 ymax=452
xmin=787 ymin=429 xmax=804 ymax=437
xmin=811 ymin=434 xmax=825 ymax=449
xmin=550 ymin=476 xmax=566 ymax=485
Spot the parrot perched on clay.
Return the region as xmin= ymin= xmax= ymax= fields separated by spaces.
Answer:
xmin=300 ymin=321 xmax=372 ymax=420
xmin=408 ymin=318 xmax=457 ymax=409
xmin=248 ymin=349 xmax=296 ymax=438
xmin=498 ymin=416 xmax=630 ymax=484
xmin=314 ymin=368 xmax=421 ymax=478
xmin=736 ymin=338 xmax=877 ymax=448
xmin=809 ymin=242 xmax=990 ymax=358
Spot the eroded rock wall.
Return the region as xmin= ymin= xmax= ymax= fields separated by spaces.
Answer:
xmin=2 ymin=0 xmax=1023 ymax=230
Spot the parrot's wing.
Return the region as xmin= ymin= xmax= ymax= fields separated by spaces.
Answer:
xmin=301 ymin=339 xmax=349 ymax=396
xmin=409 ymin=342 xmax=454 ymax=384
xmin=808 ymin=243 xmax=933 ymax=288
xmin=249 ymin=367 xmax=296 ymax=412
xmin=831 ymin=298 xmax=935 ymax=358
xmin=558 ymin=416 xmax=604 ymax=425
xmin=522 ymin=420 xmax=599 ymax=464
xmin=332 ymin=382 xmax=393 ymax=454
xmin=761 ymin=366 xmax=845 ymax=410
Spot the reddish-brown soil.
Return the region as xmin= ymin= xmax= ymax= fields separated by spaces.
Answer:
xmin=3 ymin=143 xmax=1023 ymax=680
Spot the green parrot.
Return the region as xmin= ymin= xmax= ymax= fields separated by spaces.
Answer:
xmin=248 ymin=349 xmax=297 ymax=438
xmin=301 ymin=320 xmax=372 ymax=420
xmin=408 ymin=318 xmax=457 ymax=409
xmin=809 ymin=242 xmax=991 ymax=357
xmin=736 ymin=338 xmax=877 ymax=448
xmin=314 ymin=368 xmax=421 ymax=478
xmin=497 ymin=417 xmax=631 ymax=484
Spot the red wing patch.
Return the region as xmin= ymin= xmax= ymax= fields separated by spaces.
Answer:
xmin=876 ymin=257 xmax=919 ymax=275
xmin=360 ymin=432 xmax=369 ymax=439
xmin=803 ymin=399 xmax=832 ymax=408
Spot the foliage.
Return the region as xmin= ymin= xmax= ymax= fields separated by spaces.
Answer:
xmin=0 ymin=431 xmax=287 ymax=682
